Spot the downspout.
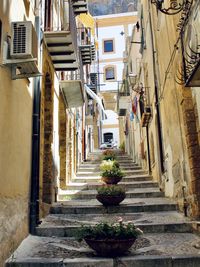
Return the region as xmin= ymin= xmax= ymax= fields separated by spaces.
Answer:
xmin=146 ymin=126 xmax=151 ymax=174
xmin=29 ymin=15 xmax=41 ymax=234
xmin=148 ymin=2 xmax=165 ymax=173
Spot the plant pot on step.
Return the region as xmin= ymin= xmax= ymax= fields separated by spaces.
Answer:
xmin=84 ymin=237 xmax=136 ymax=256
xmin=96 ymin=185 xmax=126 ymax=206
xmin=101 ymin=176 xmax=122 ymax=184
xmin=96 ymin=193 xmax=125 ymax=206
xmin=76 ymin=221 xmax=143 ymax=257
xmin=100 ymin=161 xmax=124 ymax=185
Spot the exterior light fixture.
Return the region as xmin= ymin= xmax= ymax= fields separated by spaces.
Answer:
xmin=151 ymin=0 xmax=186 ymax=15
xmin=128 ymin=73 xmax=137 ymax=87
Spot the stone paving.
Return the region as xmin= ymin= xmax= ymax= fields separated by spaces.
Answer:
xmin=5 ymin=152 xmax=200 ymax=267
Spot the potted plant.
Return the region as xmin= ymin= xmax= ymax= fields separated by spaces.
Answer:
xmin=102 ymin=149 xmax=116 ymax=161
xmin=119 ymin=141 xmax=125 ymax=154
xmin=100 ymin=160 xmax=124 ymax=184
xmin=96 ymin=185 xmax=126 ymax=206
xmin=77 ymin=220 xmax=143 ymax=256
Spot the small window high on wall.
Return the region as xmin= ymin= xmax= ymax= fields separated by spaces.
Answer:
xmin=105 ymin=66 xmax=115 ymax=80
xmin=103 ymin=39 xmax=114 ymax=53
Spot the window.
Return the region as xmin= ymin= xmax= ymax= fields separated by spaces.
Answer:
xmin=44 ymin=0 xmax=52 ymax=31
xmin=103 ymin=39 xmax=114 ymax=53
xmin=105 ymin=66 xmax=115 ymax=80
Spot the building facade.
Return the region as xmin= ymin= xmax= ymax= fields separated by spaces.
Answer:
xmin=93 ymin=12 xmax=137 ymax=147
xmin=0 ymin=0 xmax=97 ymax=265
xmin=121 ymin=0 xmax=200 ymax=218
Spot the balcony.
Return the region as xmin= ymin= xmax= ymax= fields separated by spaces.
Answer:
xmin=179 ymin=1 xmax=200 ymax=87
xmin=80 ymin=44 xmax=95 ymax=65
xmin=72 ymin=0 xmax=88 ymax=15
xmin=60 ymin=71 xmax=84 ymax=108
xmin=78 ymin=27 xmax=95 ymax=65
xmin=117 ymin=81 xmax=130 ymax=116
xmin=43 ymin=2 xmax=79 ymax=71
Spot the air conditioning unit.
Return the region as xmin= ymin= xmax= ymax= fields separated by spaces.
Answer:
xmin=10 ymin=21 xmax=38 ymax=59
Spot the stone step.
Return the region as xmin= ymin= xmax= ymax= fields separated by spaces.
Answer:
xmin=75 ymin=170 xmax=146 ymax=177
xmin=36 ymin=211 xmax=195 ymax=237
xmin=123 ymin=175 xmax=152 ymax=182
xmin=66 ymin=181 xmax=159 ymax=190
xmin=50 ymin=197 xmax=177 ymax=214
xmin=6 ymin=234 xmax=200 ymax=267
xmin=76 ymin=172 xmax=101 ymax=177
xmin=58 ymin=188 xmax=164 ymax=201
xmin=88 ymin=181 xmax=160 ymax=190
xmin=80 ymin=162 xmax=139 ymax=167
xmin=36 ymin=222 xmax=193 ymax=237
xmin=78 ymin=166 xmax=142 ymax=171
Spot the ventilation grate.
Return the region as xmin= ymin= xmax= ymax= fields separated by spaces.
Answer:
xmin=13 ymin=23 xmax=26 ymax=54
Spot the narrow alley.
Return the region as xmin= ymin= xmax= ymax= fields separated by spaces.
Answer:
xmin=5 ymin=152 xmax=200 ymax=266
xmin=1 ymin=0 xmax=200 ymax=266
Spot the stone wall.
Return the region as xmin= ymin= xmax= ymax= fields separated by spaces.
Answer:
xmin=39 ymin=47 xmax=55 ymax=216
xmin=59 ymin=93 xmax=67 ymax=189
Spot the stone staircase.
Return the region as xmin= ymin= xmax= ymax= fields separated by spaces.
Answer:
xmin=6 ymin=153 xmax=200 ymax=267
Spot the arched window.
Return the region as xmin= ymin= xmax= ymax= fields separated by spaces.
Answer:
xmin=105 ymin=66 xmax=115 ymax=81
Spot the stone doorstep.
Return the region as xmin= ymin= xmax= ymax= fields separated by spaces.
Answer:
xmin=6 ymin=255 xmax=200 ymax=267
xmin=36 ymin=222 xmax=194 ymax=237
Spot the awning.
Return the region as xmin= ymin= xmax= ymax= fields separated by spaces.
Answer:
xmin=85 ymin=85 xmax=107 ymax=118
xmin=78 ymin=13 xmax=95 ymax=36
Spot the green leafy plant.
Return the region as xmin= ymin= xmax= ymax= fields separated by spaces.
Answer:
xmin=119 ymin=142 xmax=125 ymax=152
xmin=100 ymin=160 xmax=120 ymax=172
xmin=77 ymin=221 xmax=143 ymax=241
xmin=100 ymin=159 xmax=123 ymax=179
xmin=102 ymin=150 xmax=116 ymax=161
xmin=97 ymin=185 xmax=125 ymax=196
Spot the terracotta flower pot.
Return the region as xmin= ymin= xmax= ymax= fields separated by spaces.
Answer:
xmin=84 ymin=237 xmax=136 ymax=256
xmin=96 ymin=193 xmax=125 ymax=206
xmin=101 ymin=176 xmax=122 ymax=184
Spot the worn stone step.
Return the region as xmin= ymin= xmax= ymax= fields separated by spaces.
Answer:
xmin=37 ymin=211 xmax=193 ymax=227
xmin=50 ymin=198 xmax=177 ymax=214
xmin=88 ymin=181 xmax=159 ymax=190
xmin=6 ymin=234 xmax=200 ymax=267
xmin=75 ymin=170 xmax=147 ymax=179
xmin=122 ymin=175 xmax=152 ymax=182
xmin=80 ymin=162 xmax=139 ymax=167
xmin=36 ymin=211 xmax=195 ymax=237
xmin=78 ymin=166 xmax=142 ymax=172
xmin=36 ymin=222 xmax=193 ymax=237
xmin=76 ymin=172 xmax=101 ymax=177
xmin=65 ymin=181 xmax=159 ymax=191
xmin=58 ymin=188 xmax=164 ymax=201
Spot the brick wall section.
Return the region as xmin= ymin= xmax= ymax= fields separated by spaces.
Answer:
xmin=59 ymin=93 xmax=67 ymax=189
xmin=181 ymin=89 xmax=200 ymax=217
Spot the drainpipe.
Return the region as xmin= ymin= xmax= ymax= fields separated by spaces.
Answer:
xmin=146 ymin=126 xmax=152 ymax=174
xmin=148 ymin=2 xmax=165 ymax=173
xmin=29 ymin=15 xmax=41 ymax=235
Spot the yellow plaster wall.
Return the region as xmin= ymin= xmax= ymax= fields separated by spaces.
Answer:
xmin=0 ymin=1 xmax=36 ymax=265
xmin=138 ymin=0 xmax=200 ymax=216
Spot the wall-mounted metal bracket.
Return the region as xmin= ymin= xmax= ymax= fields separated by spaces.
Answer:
xmin=3 ymin=58 xmax=42 ymax=80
